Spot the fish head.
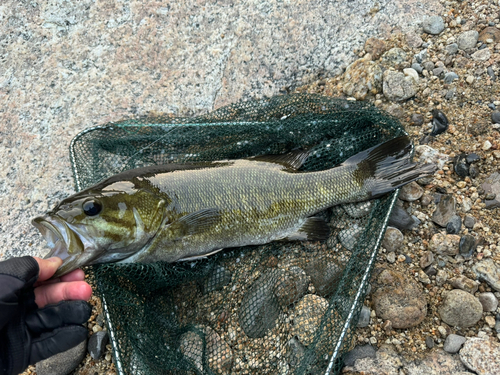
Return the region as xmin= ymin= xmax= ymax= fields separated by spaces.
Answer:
xmin=32 ymin=180 xmax=167 ymax=278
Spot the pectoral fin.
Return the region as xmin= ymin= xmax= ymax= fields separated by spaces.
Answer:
xmin=177 ymin=248 xmax=224 ymax=261
xmin=171 ymin=208 xmax=221 ymax=237
xmin=286 ymin=217 xmax=330 ymax=241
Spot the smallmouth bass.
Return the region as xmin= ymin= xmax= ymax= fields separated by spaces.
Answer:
xmin=33 ymin=136 xmax=435 ymax=277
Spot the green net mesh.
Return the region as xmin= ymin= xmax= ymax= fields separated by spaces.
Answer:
xmin=70 ymin=94 xmax=407 ymax=375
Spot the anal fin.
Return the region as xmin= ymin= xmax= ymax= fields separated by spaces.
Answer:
xmin=286 ymin=217 xmax=330 ymax=241
xmin=178 ymin=248 xmax=224 ymax=262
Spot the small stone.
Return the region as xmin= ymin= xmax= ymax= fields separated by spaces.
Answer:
xmin=357 ymin=305 xmax=371 ymax=328
xmin=418 ymin=269 xmax=431 ymax=284
xmin=472 ymin=48 xmax=491 ymax=62
xmin=382 ymin=227 xmax=404 ymax=252
xmin=287 ymin=337 xmax=305 ymax=368
xmin=201 ymin=265 xmax=232 ymax=293
xmin=478 ymin=292 xmax=499 ymax=312
xmin=446 ymin=43 xmax=459 ymax=55
xmin=411 ymin=113 xmax=424 ymax=126
xmin=364 ymin=37 xmax=387 ymax=60
xmin=304 ymin=259 xmax=344 ymax=298
xmin=383 ymin=70 xmax=417 ymax=102
xmin=450 ymin=275 xmax=480 ymax=294
xmin=425 ymin=336 xmax=435 ymax=348
xmin=274 ymin=266 xmax=310 ymax=307
xmin=466 ymin=75 xmax=474 ymax=84
xmin=293 ymin=294 xmax=328 ymax=346
xmin=479 ymin=26 xmax=500 ymax=43
xmin=457 ymin=30 xmax=479 ymax=51
xmin=386 ymin=251 xmax=396 ymax=264
xmin=464 ymin=216 xmax=475 ymax=228
xmin=433 ymin=67 xmax=444 ymax=77
xmin=483 ymin=140 xmax=492 ymax=150
xmin=343 ymin=201 xmax=372 ymax=218
xmin=399 ymin=181 xmax=424 ymax=201
xmin=88 ymin=330 xmax=109 ymax=360
xmin=420 ymin=251 xmax=434 ymax=269
xmin=423 ymin=61 xmax=435 ymax=71
xmin=405 ymin=32 xmax=423 ymax=48
xmin=445 ymin=87 xmax=457 ymax=100
xmin=372 ymin=269 xmax=427 ymax=329
xmin=411 ymin=62 xmax=423 ymax=74
xmin=380 ymin=47 xmax=407 ymax=69
xmin=430 ymin=109 xmax=449 ymax=136
xmin=488 ymin=67 xmax=496 ymax=81
xmin=429 ymin=233 xmax=460 ymax=256
xmin=443 ymin=334 xmax=466 ymax=353
xmin=414 ymin=49 xmax=427 ymax=63
xmin=388 ymin=205 xmax=418 ymax=230
xmin=36 ymin=340 xmax=87 ymax=375
xmin=459 ymin=235 xmax=476 ymax=258
xmin=422 ymin=15 xmax=445 ymax=35
xmin=444 ymin=72 xmax=459 ymax=84
xmin=473 ymin=259 xmax=500 ymax=292
xmin=446 ymin=215 xmax=462 ymax=234
xmin=343 ymin=58 xmax=383 ymax=100
xmin=339 ymin=226 xmax=363 ymax=250
xmin=492 ymin=111 xmax=500 ymax=124
xmin=453 ymin=154 xmax=469 ymax=177
xmin=343 ymin=344 xmax=377 ymax=367
xmin=403 ymin=67 xmax=419 ymax=83
xmin=432 ymin=195 xmax=456 ymax=227
xmin=425 ymin=265 xmax=437 ymax=276
xmin=438 ymin=289 xmax=483 ymax=328
xmin=421 ymin=194 xmax=433 ymax=206
xmin=460 ymin=338 xmax=500 ymax=374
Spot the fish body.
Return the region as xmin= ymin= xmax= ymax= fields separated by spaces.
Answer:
xmin=32 ymin=136 xmax=435 ymax=277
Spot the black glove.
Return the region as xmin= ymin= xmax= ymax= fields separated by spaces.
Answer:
xmin=0 ymin=256 xmax=91 ymax=375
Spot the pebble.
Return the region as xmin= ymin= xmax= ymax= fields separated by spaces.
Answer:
xmin=36 ymin=340 xmax=87 ymax=375
xmin=414 ymin=48 xmax=427 ymax=63
xmin=457 ymin=30 xmax=479 ymax=50
xmin=201 ymin=265 xmax=232 ymax=293
xmin=380 ymin=47 xmax=407 ymax=69
xmin=443 ymin=334 xmax=466 ymax=354
xmin=403 ymin=67 xmax=419 ymax=82
xmin=411 ymin=62 xmax=423 ymax=74
xmin=274 ymin=266 xmax=310 ymax=307
xmin=445 ymin=87 xmax=457 ymax=100
xmin=479 ymin=26 xmax=500 ymax=43
xmin=466 ymin=153 xmax=480 ymax=164
xmin=357 ymin=305 xmax=371 ymax=328
xmin=450 ymin=275 xmax=480 ymax=294
xmin=420 ymin=251 xmax=434 ymax=269
xmin=464 ymin=215 xmax=476 ymax=228
xmin=473 ymin=259 xmax=500 ymax=292
xmin=423 ymin=61 xmax=435 ymax=71
xmin=438 ymin=289 xmax=483 ymax=328
xmin=381 ymin=227 xmax=404 ymax=252
xmin=372 ymin=269 xmax=427 ymax=328
xmin=492 ymin=111 xmax=500 ymax=124
xmin=343 ymin=344 xmax=377 ymax=367
xmin=339 ymin=227 xmax=363 ymax=250
xmin=411 ymin=113 xmax=424 ymax=126
xmin=446 ymin=215 xmax=462 ymax=234
xmin=405 ymin=32 xmax=423 ymax=48
xmin=425 ymin=336 xmax=435 ymax=348
xmin=382 ymin=70 xmax=417 ymax=102
xmin=422 ymin=15 xmax=445 ymax=35
xmin=179 ymin=325 xmax=233 ymax=374
xmin=287 ymin=337 xmax=305 ymax=368
xmin=304 ymin=258 xmax=344 ymax=297
xmin=430 ymin=109 xmax=449 ymax=136
xmin=446 ymin=43 xmax=459 ymax=55
xmin=342 ymin=201 xmax=372 ymax=218
xmin=459 ymin=235 xmax=476 ymax=258
xmin=88 ymin=330 xmax=109 ymax=360
xmin=453 ymin=154 xmax=470 ymax=178
xmin=477 ymin=292 xmax=499 ymax=312
xmin=293 ymin=294 xmax=328 ymax=346
xmin=388 ymin=205 xmax=418 ymax=230
xmin=482 ymin=140 xmax=492 ymax=151
xmin=432 ymin=194 xmax=456 ymax=227
xmin=466 ymin=75 xmax=475 ymax=84
xmin=471 ymin=48 xmax=491 ymax=61
xmin=386 ymin=251 xmax=396 ymax=263
xmin=460 ymin=338 xmax=500 ymax=375
xmin=399 ymin=181 xmax=424 ymax=201
xmin=415 ymin=144 xmax=449 ymax=169
xmin=444 ymin=72 xmax=459 ymax=84
xmin=363 ymin=37 xmax=387 ymax=60
xmin=488 ymin=67 xmax=496 ymax=81
xmin=343 ymin=58 xmax=383 ymax=100
xmin=429 ymin=233 xmax=460 ymax=256
xmin=238 ymin=270 xmax=281 ymax=338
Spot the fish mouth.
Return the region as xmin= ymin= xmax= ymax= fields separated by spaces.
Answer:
xmin=32 ymin=216 xmax=91 ymax=278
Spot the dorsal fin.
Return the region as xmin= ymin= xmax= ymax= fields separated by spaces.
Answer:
xmin=249 ymin=149 xmax=310 ymax=170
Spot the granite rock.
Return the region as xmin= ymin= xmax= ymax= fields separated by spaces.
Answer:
xmin=459 ymin=337 xmax=500 ymax=375
xmin=383 ymin=70 xmax=418 ymax=102
xmin=343 ymin=58 xmax=383 ymax=100
xmin=439 ymin=289 xmax=483 ymax=328
xmin=382 ymin=227 xmax=404 ymax=253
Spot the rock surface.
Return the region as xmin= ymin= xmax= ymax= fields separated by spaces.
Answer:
xmin=438 ymin=289 xmax=483 ymax=328
xmin=36 ymin=340 xmax=87 ymax=375
xmin=473 ymin=259 xmax=500 ymax=292
xmin=459 ymin=338 xmax=500 ymax=375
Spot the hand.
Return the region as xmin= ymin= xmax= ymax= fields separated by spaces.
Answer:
xmin=0 ymin=256 xmax=92 ymax=375
xmin=33 ymin=257 xmax=92 ymax=308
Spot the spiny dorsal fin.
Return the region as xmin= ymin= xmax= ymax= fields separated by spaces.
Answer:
xmin=249 ymin=149 xmax=310 ymax=170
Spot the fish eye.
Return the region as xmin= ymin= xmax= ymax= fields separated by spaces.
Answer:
xmin=82 ymin=199 xmax=102 ymax=216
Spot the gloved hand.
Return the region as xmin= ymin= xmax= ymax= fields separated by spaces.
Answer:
xmin=0 ymin=256 xmax=92 ymax=375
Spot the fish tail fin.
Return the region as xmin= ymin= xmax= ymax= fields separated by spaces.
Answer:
xmin=342 ymin=136 xmax=436 ymax=199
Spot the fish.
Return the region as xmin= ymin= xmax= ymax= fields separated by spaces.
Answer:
xmin=32 ymin=136 xmax=435 ymax=278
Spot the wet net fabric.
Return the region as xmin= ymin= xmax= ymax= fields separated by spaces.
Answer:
xmin=70 ymin=94 xmax=407 ymax=375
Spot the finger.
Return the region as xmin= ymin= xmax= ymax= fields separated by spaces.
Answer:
xmin=29 ymin=325 xmax=88 ymax=365
xmin=33 ymin=257 xmax=63 ymax=283
xmin=26 ymin=300 xmax=92 ymax=333
xmin=35 ymin=268 xmax=86 ymax=286
xmin=34 ymin=280 xmax=92 ymax=308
